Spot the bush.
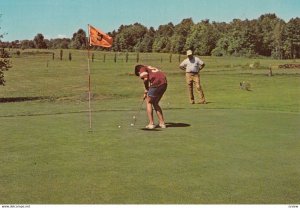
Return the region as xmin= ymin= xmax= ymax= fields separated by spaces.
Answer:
xmin=249 ymin=61 xmax=260 ymax=69
xmin=0 ymin=49 xmax=12 ymax=86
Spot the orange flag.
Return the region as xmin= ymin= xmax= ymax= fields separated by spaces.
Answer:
xmin=88 ymin=24 xmax=113 ymax=48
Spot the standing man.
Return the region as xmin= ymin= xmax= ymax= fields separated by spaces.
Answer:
xmin=135 ymin=64 xmax=168 ymax=129
xmin=179 ymin=50 xmax=207 ymax=104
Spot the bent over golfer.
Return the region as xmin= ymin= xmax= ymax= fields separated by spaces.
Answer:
xmin=135 ymin=64 xmax=167 ymax=129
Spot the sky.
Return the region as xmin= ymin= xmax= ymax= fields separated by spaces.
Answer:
xmin=0 ymin=0 xmax=299 ymax=42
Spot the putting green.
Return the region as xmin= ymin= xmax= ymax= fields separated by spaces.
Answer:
xmin=0 ymin=107 xmax=299 ymax=203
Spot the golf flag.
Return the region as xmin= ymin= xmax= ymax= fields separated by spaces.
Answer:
xmin=88 ymin=24 xmax=113 ymax=48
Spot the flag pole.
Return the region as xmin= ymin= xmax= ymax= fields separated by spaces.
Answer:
xmin=86 ymin=24 xmax=113 ymax=130
xmin=87 ymin=24 xmax=92 ymax=130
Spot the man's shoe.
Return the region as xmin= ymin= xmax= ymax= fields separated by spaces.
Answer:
xmin=190 ymin=101 xmax=195 ymax=104
xmin=198 ymin=101 xmax=207 ymax=104
xmin=159 ymin=123 xmax=166 ymax=129
xmin=145 ymin=124 xmax=156 ymax=129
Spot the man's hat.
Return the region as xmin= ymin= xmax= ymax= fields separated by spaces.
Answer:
xmin=186 ymin=50 xmax=193 ymax=56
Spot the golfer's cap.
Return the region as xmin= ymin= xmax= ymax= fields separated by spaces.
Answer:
xmin=186 ymin=50 xmax=193 ymax=56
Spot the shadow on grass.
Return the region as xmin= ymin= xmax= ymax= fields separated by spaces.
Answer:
xmin=140 ymin=128 xmax=162 ymax=131
xmin=166 ymin=122 xmax=191 ymax=128
xmin=0 ymin=96 xmax=50 ymax=103
xmin=140 ymin=122 xmax=191 ymax=131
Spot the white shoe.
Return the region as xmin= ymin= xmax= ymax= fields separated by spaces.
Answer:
xmin=159 ymin=123 xmax=166 ymax=128
xmin=145 ymin=124 xmax=156 ymax=129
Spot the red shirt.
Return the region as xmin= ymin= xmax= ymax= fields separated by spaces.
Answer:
xmin=139 ymin=66 xmax=167 ymax=87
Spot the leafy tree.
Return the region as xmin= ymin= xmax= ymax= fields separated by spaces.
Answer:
xmin=0 ymin=15 xmax=12 ymax=86
xmin=171 ymin=18 xmax=194 ymax=54
xmin=152 ymin=23 xmax=174 ymax=52
xmin=138 ymin=27 xmax=155 ymax=52
xmin=33 ymin=33 xmax=47 ymax=49
xmin=284 ymin=18 xmax=300 ymax=58
xmin=50 ymin=38 xmax=71 ymax=49
xmin=21 ymin=40 xmax=35 ymax=49
xmin=256 ymin=14 xmax=282 ymax=56
xmin=185 ymin=20 xmax=219 ymax=55
xmin=213 ymin=19 xmax=258 ymax=56
xmin=71 ymin=29 xmax=87 ymax=49
xmin=0 ymin=48 xmax=12 ymax=85
xmin=272 ymin=20 xmax=286 ymax=59
xmin=114 ymin=23 xmax=148 ymax=52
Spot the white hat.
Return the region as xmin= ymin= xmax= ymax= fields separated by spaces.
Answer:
xmin=186 ymin=50 xmax=193 ymax=56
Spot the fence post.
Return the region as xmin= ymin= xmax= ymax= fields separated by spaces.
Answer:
xmin=169 ymin=53 xmax=172 ymax=63
xmin=103 ymin=54 xmax=106 ymax=62
xmin=178 ymin=54 xmax=181 ymax=63
xmin=126 ymin=52 xmax=129 ymax=63
xmin=69 ymin=52 xmax=72 ymax=61
xmin=114 ymin=53 xmax=117 ymax=63
xmin=268 ymin=65 xmax=273 ymax=77
xmin=60 ymin=49 xmax=63 ymax=60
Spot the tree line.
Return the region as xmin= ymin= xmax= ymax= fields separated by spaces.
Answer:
xmin=1 ymin=13 xmax=300 ymax=59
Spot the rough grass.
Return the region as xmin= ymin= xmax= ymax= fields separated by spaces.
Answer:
xmin=0 ymin=50 xmax=299 ymax=204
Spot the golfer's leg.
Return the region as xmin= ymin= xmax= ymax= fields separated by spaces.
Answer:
xmin=195 ymin=75 xmax=206 ymax=103
xmin=185 ymin=74 xmax=194 ymax=103
xmin=153 ymin=101 xmax=165 ymax=125
xmin=146 ymin=97 xmax=154 ymax=125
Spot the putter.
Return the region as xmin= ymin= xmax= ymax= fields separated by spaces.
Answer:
xmin=132 ymin=97 xmax=145 ymax=126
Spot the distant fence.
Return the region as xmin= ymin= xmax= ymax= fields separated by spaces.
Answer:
xmin=90 ymin=52 xmax=182 ymax=63
xmin=11 ymin=49 xmax=185 ymax=64
xmin=51 ymin=50 xmax=183 ymax=63
xmin=278 ymin=64 xmax=300 ymax=69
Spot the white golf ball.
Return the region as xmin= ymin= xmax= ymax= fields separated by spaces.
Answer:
xmin=133 ymin=116 xmax=136 ymax=119
xmin=118 ymin=125 xmax=121 ymax=128
xmin=130 ymin=123 xmax=134 ymax=126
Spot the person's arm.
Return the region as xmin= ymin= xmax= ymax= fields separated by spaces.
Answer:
xmin=143 ymin=78 xmax=149 ymax=99
xmin=179 ymin=65 xmax=186 ymax=70
xmin=198 ymin=58 xmax=205 ymax=70
xmin=179 ymin=60 xmax=186 ymax=71
xmin=200 ymin=63 xmax=205 ymax=70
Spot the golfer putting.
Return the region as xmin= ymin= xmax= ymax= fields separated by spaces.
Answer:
xmin=134 ymin=64 xmax=167 ymax=129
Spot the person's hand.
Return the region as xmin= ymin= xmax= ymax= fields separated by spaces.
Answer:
xmin=143 ymin=90 xmax=148 ymax=100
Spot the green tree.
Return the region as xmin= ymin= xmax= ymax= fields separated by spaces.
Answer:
xmin=33 ymin=33 xmax=47 ymax=49
xmin=114 ymin=23 xmax=148 ymax=52
xmin=138 ymin=27 xmax=155 ymax=52
xmin=0 ymin=15 xmax=12 ymax=86
xmin=284 ymin=18 xmax=300 ymax=58
xmin=171 ymin=18 xmax=194 ymax=54
xmin=272 ymin=20 xmax=286 ymax=59
xmin=256 ymin=14 xmax=282 ymax=56
xmin=213 ymin=19 xmax=258 ymax=56
xmin=71 ymin=29 xmax=87 ymax=49
xmin=152 ymin=23 xmax=174 ymax=52
xmin=185 ymin=20 xmax=219 ymax=55
xmin=21 ymin=40 xmax=35 ymax=49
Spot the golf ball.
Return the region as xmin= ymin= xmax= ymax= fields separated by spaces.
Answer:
xmin=133 ymin=116 xmax=136 ymax=119
xmin=130 ymin=123 xmax=134 ymax=126
xmin=118 ymin=125 xmax=121 ymax=128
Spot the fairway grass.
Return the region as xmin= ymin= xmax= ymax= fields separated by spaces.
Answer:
xmin=0 ymin=50 xmax=299 ymax=204
xmin=0 ymin=109 xmax=299 ymax=204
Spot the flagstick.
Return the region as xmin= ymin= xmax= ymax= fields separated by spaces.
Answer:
xmin=86 ymin=24 xmax=112 ymax=130
xmin=87 ymin=24 xmax=92 ymax=130
xmin=87 ymin=51 xmax=92 ymax=130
